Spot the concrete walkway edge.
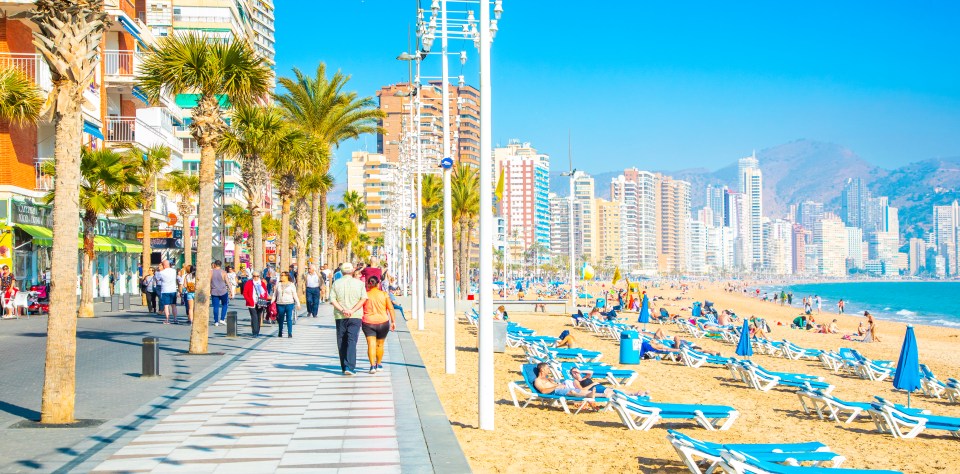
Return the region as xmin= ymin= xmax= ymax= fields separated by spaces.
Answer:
xmin=392 ymin=315 xmax=472 ymax=473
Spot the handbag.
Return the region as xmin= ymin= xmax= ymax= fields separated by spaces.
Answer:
xmin=256 ymin=297 xmax=271 ymax=308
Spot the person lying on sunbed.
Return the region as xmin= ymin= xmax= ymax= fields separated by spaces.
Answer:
xmin=556 ymin=330 xmax=577 ymax=348
xmin=640 ymin=339 xmax=680 ymax=359
xmin=652 ymin=328 xmax=722 ymax=356
xmin=568 ymin=367 xmax=648 ymax=397
xmin=532 ymin=362 xmax=597 ymax=398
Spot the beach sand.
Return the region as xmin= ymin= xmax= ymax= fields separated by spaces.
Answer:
xmin=407 ymin=282 xmax=960 ymax=473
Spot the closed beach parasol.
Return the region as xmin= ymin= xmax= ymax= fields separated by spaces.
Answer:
xmin=893 ymin=325 xmax=921 ymax=407
xmin=637 ymin=294 xmax=650 ymax=329
xmin=736 ymin=318 xmax=753 ymax=358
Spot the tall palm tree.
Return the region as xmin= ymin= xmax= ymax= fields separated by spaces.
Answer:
xmin=265 ymin=131 xmax=316 ymax=271
xmin=420 ymin=174 xmax=443 ymax=297
xmin=42 ymin=148 xmax=142 ymax=318
xmin=299 ymin=172 xmax=334 ymax=266
xmin=132 ymin=145 xmax=171 ymax=277
xmin=338 ymin=190 xmax=368 ymax=260
xmin=138 ymin=32 xmax=271 ymax=354
xmin=165 ymin=171 xmax=200 ymax=267
xmin=274 ymin=64 xmax=384 ymax=265
xmin=293 ymin=195 xmax=309 ymax=298
xmin=452 ymin=164 xmax=479 ymax=299
xmin=223 ymin=203 xmax=251 ymax=264
xmin=220 ymin=104 xmax=285 ymax=272
xmin=326 ymin=206 xmax=357 ymax=266
xmin=31 ymin=0 xmax=107 ymax=425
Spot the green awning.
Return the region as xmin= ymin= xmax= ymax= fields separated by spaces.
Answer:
xmin=175 ymin=93 xmax=231 ymax=109
xmin=16 ymin=224 xmax=142 ymax=253
xmin=15 ymin=224 xmax=53 ymax=246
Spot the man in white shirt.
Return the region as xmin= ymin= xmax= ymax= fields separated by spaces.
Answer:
xmin=304 ymin=264 xmax=322 ymax=318
xmin=156 ymin=260 xmax=179 ymax=324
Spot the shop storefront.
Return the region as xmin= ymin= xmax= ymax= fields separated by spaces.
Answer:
xmin=6 ymin=200 xmax=143 ymax=295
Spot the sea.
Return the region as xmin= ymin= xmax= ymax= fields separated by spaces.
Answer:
xmin=762 ymin=281 xmax=960 ymax=328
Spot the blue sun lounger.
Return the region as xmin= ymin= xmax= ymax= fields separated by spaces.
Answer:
xmin=611 ymin=391 xmax=739 ymax=431
xmin=719 ymin=451 xmax=902 ymax=474
xmin=554 ymin=362 xmax=638 ymax=387
xmin=667 ymin=430 xmax=845 ymax=474
xmin=507 ymin=363 xmax=609 ymax=415
xmin=797 ymin=390 xmax=929 ymax=424
xmin=868 ymin=398 xmax=960 ymax=439
xmin=679 ymin=346 xmax=731 ymax=368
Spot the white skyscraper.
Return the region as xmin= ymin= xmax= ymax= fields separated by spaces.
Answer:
xmin=610 ymin=175 xmax=639 ymax=271
xmin=815 ymin=214 xmax=848 ymax=277
xmin=738 ymin=153 xmax=764 ymax=270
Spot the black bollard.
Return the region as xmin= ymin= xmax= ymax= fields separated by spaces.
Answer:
xmin=142 ymin=337 xmax=160 ymax=377
xmin=226 ymin=311 xmax=237 ymax=338
xmin=110 ymin=293 xmax=119 ymax=312
xmin=123 ymin=292 xmax=131 ymax=311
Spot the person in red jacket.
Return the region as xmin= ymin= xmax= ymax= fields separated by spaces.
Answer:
xmin=243 ymin=273 xmax=268 ymax=337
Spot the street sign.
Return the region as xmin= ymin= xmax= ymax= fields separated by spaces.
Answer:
xmin=409 ymin=213 xmax=416 ymax=219
xmin=440 ymin=157 xmax=454 ymax=169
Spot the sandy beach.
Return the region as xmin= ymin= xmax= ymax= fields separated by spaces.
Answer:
xmin=407 ymin=281 xmax=960 ymax=473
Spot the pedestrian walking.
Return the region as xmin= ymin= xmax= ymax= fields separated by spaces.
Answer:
xmin=838 ymin=299 xmax=845 ymax=314
xmin=156 ymin=260 xmax=178 ymax=324
xmin=237 ymin=265 xmax=251 ymax=295
xmin=288 ymin=263 xmax=298 ymax=284
xmin=304 ymin=264 xmax=321 ymax=318
xmin=330 ymin=262 xmax=367 ymax=375
xmin=815 ymin=295 xmax=822 ymax=314
xmin=210 ymin=260 xmax=230 ymax=326
xmin=243 ymin=272 xmax=268 ymax=337
xmin=142 ymin=267 xmax=158 ymax=314
xmin=362 ymin=274 xmax=395 ymax=374
xmin=272 ymin=272 xmax=300 ymax=338
xmin=182 ymin=265 xmax=196 ymax=324
xmin=320 ymin=264 xmax=330 ymax=302
xmin=226 ymin=265 xmax=238 ymax=299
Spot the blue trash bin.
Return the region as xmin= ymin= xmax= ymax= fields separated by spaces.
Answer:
xmin=619 ymin=330 xmax=641 ymax=365
xmin=596 ymin=298 xmax=606 ymax=309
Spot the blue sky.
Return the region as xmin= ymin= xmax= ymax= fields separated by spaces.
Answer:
xmin=274 ymin=1 xmax=960 ymax=176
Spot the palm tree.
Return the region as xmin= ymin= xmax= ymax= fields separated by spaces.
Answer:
xmin=299 ymin=172 xmax=334 ymax=267
xmin=338 ymin=190 xmax=368 ymax=260
xmin=165 ymin=171 xmax=200 ymax=267
xmin=223 ymin=203 xmax=251 ymax=263
xmin=452 ymin=164 xmax=479 ymax=299
xmin=220 ymin=104 xmax=285 ymax=272
xmin=31 ymin=0 xmax=107 ymax=425
xmin=132 ymin=145 xmax=171 ymax=278
xmin=274 ymin=64 xmax=384 ymax=266
xmin=42 ymin=148 xmax=142 ymax=318
xmin=293 ymin=195 xmax=309 ymax=298
xmin=138 ymin=32 xmax=271 ymax=354
xmin=326 ymin=206 xmax=357 ymax=266
xmin=420 ymin=174 xmax=443 ymax=297
xmin=0 ymin=67 xmax=44 ymax=124
xmin=265 ymin=131 xmax=316 ymax=271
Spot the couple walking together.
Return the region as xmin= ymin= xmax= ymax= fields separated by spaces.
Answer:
xmin=330 ymin=263 xmax=396 ymax=375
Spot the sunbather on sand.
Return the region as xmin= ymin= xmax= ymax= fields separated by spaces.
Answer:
xmin=568 ymin=367 xmax=648 ymax=397
xmin=818 ymin=319 xmax=839 ymax=334
xmin=556 ymin=330 xmax=577 ymax=348
xmin=533 ymin=362 xmax=597 ymax=398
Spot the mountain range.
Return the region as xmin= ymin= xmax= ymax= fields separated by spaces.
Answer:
xmin=549 ymin=139 xmax=960 ymax=240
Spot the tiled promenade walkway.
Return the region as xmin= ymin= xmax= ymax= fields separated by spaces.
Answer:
xmin=84 ymin=306 xmax=467 ymax=473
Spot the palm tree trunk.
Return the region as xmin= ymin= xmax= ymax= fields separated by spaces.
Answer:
xmin=458 ymin=220 xmax=469 ymax=300
xmin=180 ymin=204 xmax=193 ymax=269
xmin=425 ymin=221 xmax=435 ymax=298
xmin=320 ymin=194 xmax=328 ymax=264
xmin=280 ymin=194 xmax=291 ymax=270
xmin=250 ymin=207 xmax=263 ymax=271
xmin=295 ymin=198 xmax=308 ymax=300
xmin=190 ymin=108 xmax=219 ymax=355
xmin=142 ymin=193 xmax=153 ymax=285
xmin=78 ymin=214 xmax=97 ymax=318
xmin=41 ymin=80 xmax=83 ymax=424
xmin=310 ymin=191 xmax=320 ymax=267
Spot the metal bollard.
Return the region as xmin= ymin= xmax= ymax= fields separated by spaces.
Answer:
xmin=226 ymin=311 xmax=237 ymax=338
xmin=110 ymin=294 xmax=119 ymax=312
xmin=123 ymin=292 xmax=130 ymax=311
xmin=142 ymin=337 xmax=160 ymax=377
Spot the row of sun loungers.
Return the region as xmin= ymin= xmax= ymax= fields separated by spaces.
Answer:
xmin=612 ymin=391 xmax=739 ymax=431
xmin=727 ymin=359 xmax=835 ymax=394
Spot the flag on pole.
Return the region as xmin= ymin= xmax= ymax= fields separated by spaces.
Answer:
xmin=494 ymin=167 xmax=504 ymax=202
xmin=612 ymin=266 xmax=621 ymax=285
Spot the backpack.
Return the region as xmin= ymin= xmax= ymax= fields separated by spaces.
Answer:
xmin=185 ymin=275 xmax=196 ymax=293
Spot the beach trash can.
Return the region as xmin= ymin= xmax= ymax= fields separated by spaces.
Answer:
xmin=619 ymin=330 xmax=641 ymax=365
xmin=596 ymin=298 xmax=606 ymax=309
xmin=492 ymin=320 xmax=507 ymax=353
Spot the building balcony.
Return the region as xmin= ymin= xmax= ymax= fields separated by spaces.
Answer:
xmin=103 ymin=50 xmax=141 ymax=82
xmin=35 ymin=158 xmax=54 ymax=191
xmin=105 ymin=116 xmax=184 ymax=154
xmin=0 ymin=53 xmax=52 ymax=92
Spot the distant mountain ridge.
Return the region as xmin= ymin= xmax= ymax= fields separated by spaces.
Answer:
xmin=548 ymin=139 xmax=960 ymax=239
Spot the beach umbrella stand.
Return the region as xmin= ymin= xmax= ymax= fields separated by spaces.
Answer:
xmin=892 ymin=325 xmax=921 ymax=408
xmin=637 ymin=294 xmax=650 ymax=331
xmin=736 ymin=318 xmax=753 ymax=360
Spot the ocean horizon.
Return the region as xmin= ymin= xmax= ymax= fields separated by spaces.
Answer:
xmin=760 ymin=281 xmax=960 ymax=328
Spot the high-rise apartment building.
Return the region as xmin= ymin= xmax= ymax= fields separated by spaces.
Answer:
xmin=594 ymin=198 xmax=621 ymax=268
xmin=724 ymin=190 xmax=750 ymax=270
xmin=688 ymin=220 xmax=707 ymax=274
xmin=346 ymin=151 xmax=397 ymax=237
xmin=657 ymin=175 xmax=691 ymax=274
xmin=493 ymin=141 xmax=550 ymax=261
xmin=572 ymin=172 xmax=597 ymax=264
xmin=738 ymin=154 xmax=763 ymax=270
xmin=548 ymin=193 xmax=570 ymax=261
xmin=846 ymin=227 xmax=864 ymax=270
xmin=634 ymin=170 xmax=659 ymax=275
xmin=815 ymin=213 xmax=847 ymax=277
xmin=763 ymin=218 xmax=794 ymax=275
xmin=375 ymin=82 xmax=480 ymax=167
xmin=933 ymin=201 xmax=959 ymax=276
xmin=791 ymin=224 xmax=807 ymax=275
xmin=841 ymin=177 xmax=869 ymax=229
xmin=610 ymin=173 xmax=639 ymax=271
xmin=705 ymin=184 xmax=727 ymax=228
xmin=908 ymin=237 xmax=926 ymax=275
xmin=796 ymin=200 xmax=824 ymax=232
